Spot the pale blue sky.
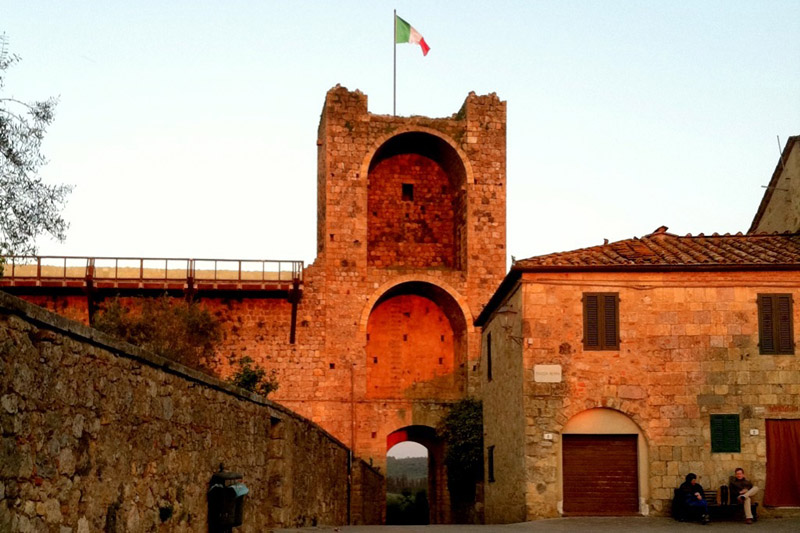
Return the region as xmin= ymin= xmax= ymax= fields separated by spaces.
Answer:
xmin=2 ymin=1 xmax=799 ymax=267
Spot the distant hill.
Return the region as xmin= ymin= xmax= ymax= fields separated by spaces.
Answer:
xmin=387 ymin=456 xmax=427 ymax=480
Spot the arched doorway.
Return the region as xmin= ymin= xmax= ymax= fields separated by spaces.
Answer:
xmin=560 ymin=408 xmax=649 ymax=516
xmin=386 ymin=441 xmax=429 ymax=524
xmin=387 ymin=426 xmax=448 ymax=524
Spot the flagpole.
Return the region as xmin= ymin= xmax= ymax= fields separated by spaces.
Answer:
xmin=393 ymin=9 xmax=397 ymax=116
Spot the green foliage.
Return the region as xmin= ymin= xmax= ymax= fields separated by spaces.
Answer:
xmin=228 ymin=355 xmax=279 ymax=397
xmin=0 ymin=34 xmax=71 ymax=258
xmin=93 ymin=295 xmax=221 ymax=372
xmin=386 ymin=489 xmax=429 ymax=525
xmin=438 ymin=398 xmax=484 ymax=502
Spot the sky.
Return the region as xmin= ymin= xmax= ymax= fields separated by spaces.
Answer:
xmin=2 ymin=1 xmax=799 ymax=271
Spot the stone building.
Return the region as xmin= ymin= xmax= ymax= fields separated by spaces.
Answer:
xmin=2 ymin=86 xmax=508 ymax=523
xmin=750 ymin=135 xmax=800 ymax=233
xmin=476 ymin=225 xmax=800 ymax=522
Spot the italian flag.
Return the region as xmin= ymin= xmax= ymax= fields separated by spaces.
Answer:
xmin=395 ymin=15 xmax=430 ymax=56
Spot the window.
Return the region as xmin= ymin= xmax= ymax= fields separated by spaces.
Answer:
xmin=583 ymin=293 xmax=619 ymax=350
xmin=710 ymin=414 xmax=741 ymax=453
xmin=758 ymin=294 xmax=794 ymax=355
xmin=402 ymin=183 xmax=414 ymax=201
xmin=486 ymin=333 xmax=493 ymax=382
xmin=487 ymin=445 xmax=495 ymax=482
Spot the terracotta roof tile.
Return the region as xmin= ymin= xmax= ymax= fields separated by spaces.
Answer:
xmin=514 ymin=228 xmax=800 ymax=269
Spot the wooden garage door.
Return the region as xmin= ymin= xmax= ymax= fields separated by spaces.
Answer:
xmin=563 ymin=434 xmax=639 ymax=515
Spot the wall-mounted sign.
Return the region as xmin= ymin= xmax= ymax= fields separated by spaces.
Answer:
xmin=534 ymin=364 xmax=562 ymax=383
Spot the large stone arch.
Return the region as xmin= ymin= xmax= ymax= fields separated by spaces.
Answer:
xmin=361 ymin=128 xmax=474 ymax=270
xmin=359 ymin=126 xmax=475 ymax=187
xmin=558 ymin=408 xmax=650 ymax=516
xmin=358 ymin=276 xmax=474 ymax=333
xmin=361 ymin=279 xmax=471 ymax=400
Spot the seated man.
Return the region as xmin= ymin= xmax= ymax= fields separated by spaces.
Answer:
xmin=730 ymin=467 xmax=759 ymax=524
xmin=679 ymin=473 xmax=710 ymax=524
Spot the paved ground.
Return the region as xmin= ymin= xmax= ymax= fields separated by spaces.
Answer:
xmin=273 ymin=516 xmax=800 ymax=533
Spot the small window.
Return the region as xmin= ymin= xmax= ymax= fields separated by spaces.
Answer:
xmin=487 ymin=445 xmax=495 ymax=482
xmin=583 ymin=293 xmax=619 ymax=350
xmin=758 ymin=294 xmax=794 ymax=355
xmin=710 ymin=414 xmax=741 ymax=453
xmin=402 ymin=183 xmax=414 ymax=201
xmin=486 ymin=333 xmax=493 ymax=382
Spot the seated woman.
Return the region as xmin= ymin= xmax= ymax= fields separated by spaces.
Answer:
xmin=677 ymin=473 xmax=710 ymax=524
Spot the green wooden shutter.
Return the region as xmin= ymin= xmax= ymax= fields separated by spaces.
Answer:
xmin=711 ymin=414 xmax=740 ymax=453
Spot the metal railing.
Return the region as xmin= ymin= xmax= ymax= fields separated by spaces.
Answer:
xmin=1 ymin=256 xmax=304 ymax=285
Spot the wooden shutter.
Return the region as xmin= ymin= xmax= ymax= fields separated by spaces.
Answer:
xmin=584 ymin=295 xmax=600 ymax=349
xmin=584 ymin=293 xmax=619 ymax=350
xmin=711 ymin=414 xmax=740 ymax=453
xmin=603 ymin=294 xmax=619 ymax=349
xmin=776 ymin=295 xmax=794 ymax=354
xmin=759 ymin=294 xmax=794 ymax=355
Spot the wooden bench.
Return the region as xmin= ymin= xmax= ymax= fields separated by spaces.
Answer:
xmin=704 ymin=487 xmax=758 ymax=521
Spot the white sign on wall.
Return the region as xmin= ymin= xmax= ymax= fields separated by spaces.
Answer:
xmin=534 ymin=364 xmax=562 ymax=383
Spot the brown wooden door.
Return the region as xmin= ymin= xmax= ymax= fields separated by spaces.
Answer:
xmin=563 ymin=434 xmax=639 ymax=515
xmin=765 ymin=419 xmax=800 ymax=506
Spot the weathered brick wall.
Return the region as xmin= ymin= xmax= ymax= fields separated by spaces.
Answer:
xmin=484 ymin=270 xmax=800 ymax=521
xmin=0 ymin=292 xmax=381 ymax=532
xmin=366 ymin=294 xmax=457 ymax=400
xmin=367 ymin=153 xmax=456 ymax=268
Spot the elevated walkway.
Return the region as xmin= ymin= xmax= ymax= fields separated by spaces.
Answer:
xmin=0 ymin=255 xmax=303 ymax=295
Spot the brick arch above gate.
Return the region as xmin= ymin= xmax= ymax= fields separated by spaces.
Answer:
xmin=554 ymin=397 xmax=648 ymax=436
xmin=359 ymin=126 xmax=475 ymax=187
xmin=358 ymin=275 xmax=475 ymax=334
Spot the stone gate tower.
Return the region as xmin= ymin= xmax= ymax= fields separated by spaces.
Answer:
xmin=301 ymin=85 xmax=506 ymax=521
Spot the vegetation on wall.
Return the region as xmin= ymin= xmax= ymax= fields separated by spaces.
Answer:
xmin=227 ymin=355 xmax=279 ymax=397
xmin=438 ymin=398 xmax=483 ymax=521
xmin=93 ymin=295 xmax=221 ymax=372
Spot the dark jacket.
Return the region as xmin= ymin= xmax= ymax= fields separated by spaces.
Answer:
xmin=730 ymin=477 xmax=753 ymax=495
xmin=680 ymin=481 xmax=705 ymax=503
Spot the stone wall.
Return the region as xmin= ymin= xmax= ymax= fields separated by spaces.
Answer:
xmin=5 ymin=85 xmax=508 ymax=524
xmin=0 ymin=291 xmax=382 ymax=532
xmin=750 ymin=137 xmax=800 ymax=233
xmin=483 ymin=270 xmax=800 ymax=521
xmin=481 ymin=287 xmax=527 ymax=523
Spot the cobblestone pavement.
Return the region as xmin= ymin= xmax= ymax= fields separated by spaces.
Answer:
xmin=273 ymin=516 xmax=800 ymax=533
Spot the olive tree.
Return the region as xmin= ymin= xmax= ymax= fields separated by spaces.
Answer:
xmin=0 ymin=34 xmax=71 ymax=259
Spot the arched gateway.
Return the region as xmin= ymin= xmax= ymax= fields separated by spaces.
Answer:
xmin=6 ymin=87 xmax=508 ymax=525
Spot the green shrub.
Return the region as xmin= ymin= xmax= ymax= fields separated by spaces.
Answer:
xmin=228 ymin=355 xmax=279 ymax=397
xmin=438 ymin=398 xmax=483 ymax=519
xmin=93 ymin=295 xmax=221 ymax=372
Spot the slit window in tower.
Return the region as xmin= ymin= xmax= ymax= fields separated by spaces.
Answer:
xmin=402 ymin=183 xmax=414 ymax=201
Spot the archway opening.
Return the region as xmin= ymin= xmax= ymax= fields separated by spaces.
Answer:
xmin=387 ymin=425 xmax=448 ymax=524
xmin=366 ymin=131 xmax=468 ymax=270
xmin=387 ymin=441 xmax=429 ymax=525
